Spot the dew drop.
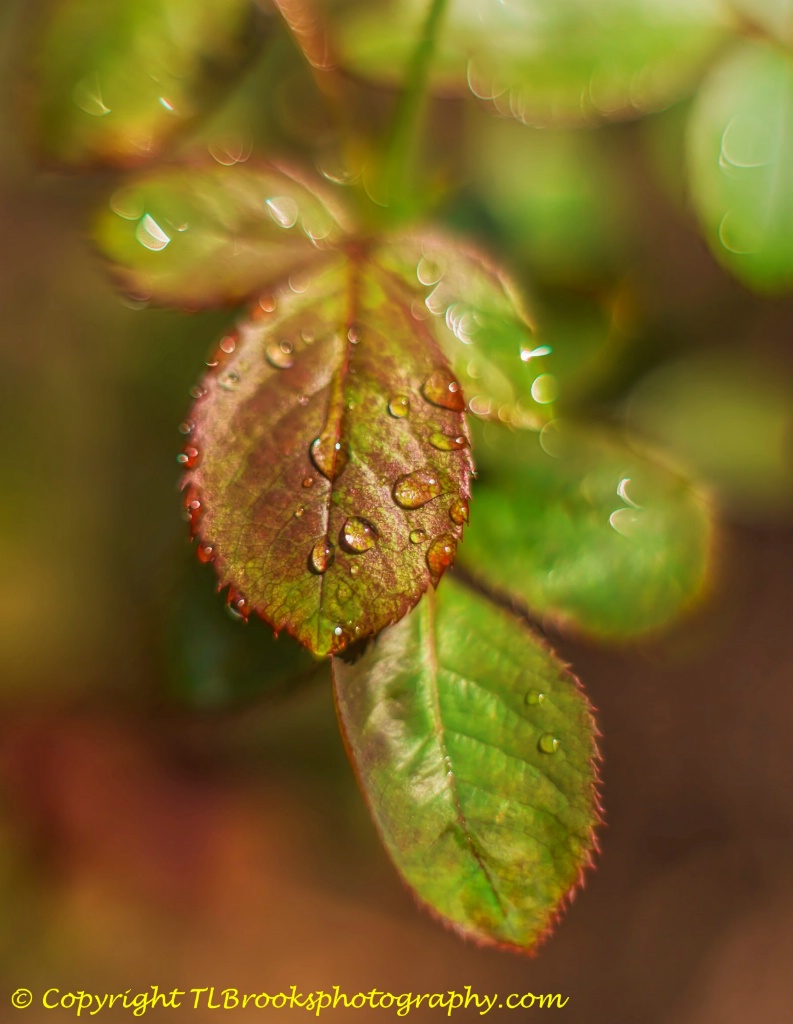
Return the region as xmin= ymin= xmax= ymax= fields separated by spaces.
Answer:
xmin=219 ymin=335 xmax=236 ymax=354
xmin=538 ymin=733 xmax=559 ymax=754
xmin=227 ymin=589 xmax=249 ymax=622
xmin=333 ymin=625 xmax=343 ymax=637
xmin=310 ymin=434 xmax=348 ymax=480
xmin=178 ymin=420 xmax=194 ymax=435
xmin=302 ymin=476 xmax=315 ymax=488
xmin=189 ymin=385 xmax=207 ymax=400
xmin=525 ymin=689 xmax=545 ymax=707
xmin=409 ymin=528 xmax=427 ymax=544
xmin=449 ymin=499 xmax=469 ymax=525
xmin=177 ymin=446 xmax=199 ymax=468
xmin=294 ymin=505 xmax=305 ymax=519
xmin=265 ymin=195 xmax=299 ymax=229
xmin=426 ymin=533 xmax=456 ymax=578
xmin=309 ymin=540 xmax=335 ymax=574
xmin=258 ymin=294 xmax=276 ymax=314
xmin=347 ymin=324 xmax=362 ymax=345
xmin=393 ymin=469 xmax=443 ymax=509
xmin=429 ymin=432 xmax=469 ymax=451
xmin=349 ymin=564 xmax=359 ymax=576
xmin=417 ymin=256 xmax=443 ymax=286
xmin=388 ymin=395 xmax=410 ymax=419
xmin=218 ymin=371 xmax=240 ymax=391
xmin=422 ymin=371 xmax=465 ymax=411
xmin=266 ymin=341 xmax=295 ymax=370
xmin=197 ymin=543 xmax=214 ymax=564
xmin=301 ymin=328 xmax=315 ymax=344
xmin=341 ymin=516 xmax=378 ymax=553
xmin=135 ymin=213 xmax=171 ymax=251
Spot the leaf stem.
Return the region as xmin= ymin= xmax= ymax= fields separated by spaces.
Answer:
xmin=382 ymin=0 xmax=449 ymax=208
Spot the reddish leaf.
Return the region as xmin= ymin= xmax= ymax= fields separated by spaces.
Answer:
xmin=182 ymin=254 xmax=474 ymax=656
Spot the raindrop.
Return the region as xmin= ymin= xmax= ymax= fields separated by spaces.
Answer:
xmin=341 ymin=516 xmax=378 ymax=553
xmin=388 ymin=395 xmax=410 ymax=419
xmin=333 ymin=625 xmax=343 ymax=637
xmin=301 ymin=328 xmax=315 ymax=344
xmin=417 ymin=256 xmax=443 ymax=286
xmin=393 ymin=469 xmax=443 ymax=509
xmin=218 ymin=371 xmax=240 ymax=391
xmin=310 ymin=434 xmax=348 ymax=480
xmin=197 ymin=543 xmax=215 ymax=564
xmin=227 ymin=590 xmax=249 ymax=622
xmin=266 ymin=341 xmax=294 ymax=370
xmin=135 ymin=213 xmax=171 ymax=251
xmin=177 ymin=447 xmax=199 ymax=467
xmin=429 ymin=432 xmax=468 ymax=451
xmin=426 ymin=534 xmax=456 ymax=578
xmin=265 ymin=196 xmax=299 ymax=229
xmin=219 ymin=335 xmax=236 ymax=354
xmin=189 ymin=385 xmax=207 ymax=400
xmin=525 ymin=689 xmax=545 ymax=707
xmin=538 ymin=733 xmax=559 ymax=754
xmin=309 ymin=540 xmax=335 ymax=574
xmin=302 ymin=476 xmax=315 ymax=488
xmin=258 ymin=294 xmax=277 ymax=314
xmin=531 ymin=373 xmax=559 ymax=405
xmin=294 ymin=506 xmax=305 ymax=519
xmin=449 ymin=499 xmax=469 ymax=525
xmin=422 ymin=371 xmax=465 ymax=411
xmin=347 ymin=324 xmax=362 ymax=344
xmin=178 ymin=420 xmax=194 ymax=435
xmin=349 ymin=564 xmax=359 ymax=576
xmin=409 ymin=529 xmax=427 ymax=545
xmin=520 ymin=345 xmax=552 ymax=362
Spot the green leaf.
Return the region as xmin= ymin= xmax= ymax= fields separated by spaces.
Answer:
xmin=687 ymin=40 xmax=793 ymax=291
xmin=333 ymin=576 xmax=600 ymax=951
xmin=378 ymin=234 xmax=556 ymax=427
xmin=460 ymin=419 xmax=713 ymax=638
xmin=162 ymin=554 xmax=319 ymax=711
xmin=32 ymin=0 xmax=268 ymax=167
xmin=333 ymin=0 xmax=727 ymax=126
xmin=182 ymin=255 xmax=474 ymax=657
xmin=94 ymin=163 xmax=348 ymax=307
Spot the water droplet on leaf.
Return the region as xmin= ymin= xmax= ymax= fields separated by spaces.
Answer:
xmin=388 ymin=395 xmax=410 ymax=418
xmin=538 ymin=733 xmax=559 ymax=754
xmin=294 ymin=506 xmax=305 ymax=519
xmin=265 ymin=196 xmax=299 ymax=229
xmin=302 ymin=476 xmax=314 ymax=488
xmin=178 ymin=421 xmax=194 ymax=435
xmin=218 ymin=371 xmax=240 ymax=391
xmin=266 ymin=342 xmax=294 ymax=370
xmin=526 ymin=689 xmax=546 ymax=706
xmin=197 ymin=543 xmax=214 ymax=564
xmin=309 ymin=540 xmax=335 ymax=574
xmin=347 ymin=324 xmax=362 ymax=344
xmin=429 ymin=432 xmax=468 ymax=451
xmin=422 ymin=371 xmax=465 ymax=411
xmin=310 ymin=434 xmax=348 ymax=480
xmin=177 ymin=447 xmax=199 ymax=467
xmin=409 ymin=529 xmax=427 ymax=544
xmin=426 ymin=534 xmax=455 ymax=578
xmin=219 ymin=336 xmax=236 ymax=354
xmin=341 ymin=516 xmax=378 ymax=553
xmin=189 ymin=385 xmax=207 ymax=400
xmin=393 ymin=469 xmax=443 ymax=509
xmin=449 ymin=499 xmax=469 ymax=525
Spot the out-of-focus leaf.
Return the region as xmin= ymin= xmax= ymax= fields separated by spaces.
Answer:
xmin=182 ymin=256 xmax=473 ymax=657
xmin=687 ymin=40 xmax=793 ymax=291
xmin=379 ymin=235 xmax=555 ymax=428
xmin=465 ymin=113 xmax=630 ymax=282
xmin=460 ymin=419 xmax=713 ymax=638
xmin=333 ymin=576 xmax=600 ymax=951
xmin=333 ymin=0 xmax=728 ymax=126
xmin=94 ymin=163 xmax=347 ymax=307
xmin=32 ymin=0 xmax=269 ymax=167
xmin=163 ymin=555 xmax=319 ymax=711
xmin=628 ymin=352 xmax=793 ymax=521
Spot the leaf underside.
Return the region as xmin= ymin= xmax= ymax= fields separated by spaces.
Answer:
xmin=333 ymin=576 xmax=601 ymax=951
xmin=182 ymin=252 xmax=474 ymax=657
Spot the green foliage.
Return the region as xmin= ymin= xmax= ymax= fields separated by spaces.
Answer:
xmin=31 ymin=0 xmax=793 ymax=954
xmin=687 ymin=40 xmax=793 ymax=290
xmin=334 ymin=577 xmax=600 ymax=951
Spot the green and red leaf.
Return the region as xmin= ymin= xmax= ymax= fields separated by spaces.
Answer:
xmin=334 ymin=576 xmax=601 ymax=951
xmin=181 ymin=253 xmax=474 ymax=656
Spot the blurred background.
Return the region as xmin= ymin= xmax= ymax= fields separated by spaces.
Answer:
xmin=2 ymin=0 xmax=793 ymax=1020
